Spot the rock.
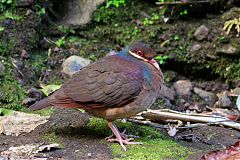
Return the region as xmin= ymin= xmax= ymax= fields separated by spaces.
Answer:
xmin=217 ymin=45 xmax=239 ymax=55
xmin=0 ymin=111 xmax=49 ymax=136
xmin=232 ymin=87 xmax=240 ymax=95
xmin=194 ymin=25 xmax=209 ymax=41
xmin=174 ymin=80 xmax=193 ymax=96
xmin=216 ymin=92 xmax=232 ymax=108
xmin=47 ymin=108 xmax=90 ymax=128
xmin=189 ymin=43 xmax=202 ymax=52
xmin=52 ymin=0 xmax=106 ymax=26
xmin=160 ymin=84 xmax=176 ymax=101
xmin=26 ymin=88 xmax=43 ymax=100
xmin=62 ymin=55 xmax=91 ymax=77
xmin=22 ymin=97 xmax=37 ymax=106
xmin=193 ymin=87 xmax=217 ymax=106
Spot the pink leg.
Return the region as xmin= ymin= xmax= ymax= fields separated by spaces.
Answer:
xmin=107 ymin=122 xmax=142 ymax=151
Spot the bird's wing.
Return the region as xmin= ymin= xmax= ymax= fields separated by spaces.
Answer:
xmin=59 ymin=56 xmax=144 ymax=108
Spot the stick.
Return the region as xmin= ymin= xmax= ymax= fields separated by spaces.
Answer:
xmin=141 ymin=109 xmax=240 ymax=131
xmin=155 ymin=0 xmax=210 ymax=5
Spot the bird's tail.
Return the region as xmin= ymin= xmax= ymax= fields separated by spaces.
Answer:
xmin=29 ymin=98 xmax=51 ymax=110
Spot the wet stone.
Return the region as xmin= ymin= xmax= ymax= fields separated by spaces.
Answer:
xmin=62 ymin=55 xmax=91 ymax=77
xmin=174 ymin=80 xmax=193 ymax=97
xmin=194 ymin=25 xmax=209 ymax=41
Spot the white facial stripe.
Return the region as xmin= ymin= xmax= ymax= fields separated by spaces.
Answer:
xmin=152 ymin=62 xmax=160 ymax=70
xmin=129 ymin=50 xmax=160 ymax=71
xmin=128 ymin=50 xmax=148 ymax=62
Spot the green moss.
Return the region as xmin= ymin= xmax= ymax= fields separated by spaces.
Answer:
xmin=0 ymin=60 xmax=26 ymax=110
xmin=86 ymin=118 xmax=191 ymax=160
xmin=41 ymin=132 xmax=64 ymax=147
xmin=112 ymin=139 xmax=190 ymax=160
xmin=28 ymin=107 xmax=55 ymax=116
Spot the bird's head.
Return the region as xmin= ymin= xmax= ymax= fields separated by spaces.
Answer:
xmin=128 ymin=42 xmax=160 ymax=70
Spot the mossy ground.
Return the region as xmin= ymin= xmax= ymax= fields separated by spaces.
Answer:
xmin=41 ymin=132 xmax=64 ymax=148
xmin=86 ymin=118 xmax=191 ymax=160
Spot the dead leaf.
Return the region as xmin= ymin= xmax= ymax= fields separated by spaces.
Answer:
xmin=40 ymin=84 xmax=61 ymax=96
xmin=201 ymin=141 xmax=240 ymax=160
xmin=0 ymin=111 xmax=49 ymax=136
xmin=167 ymin=124 xmax=178 ymax=137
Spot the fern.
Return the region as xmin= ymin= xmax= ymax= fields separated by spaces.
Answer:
xmin=223 ymin=17 xmax=240 ymax=37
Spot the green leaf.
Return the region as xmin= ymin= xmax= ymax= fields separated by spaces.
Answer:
xmin=0 ymin=26 xmax=4 ymax=32
xmin=40 ymin=84 xmax=62 ymax=96
xmin=55 ymin=36 xmax=66 ymax=48
xmin=0 ymin=108 xmax=14 ymax=116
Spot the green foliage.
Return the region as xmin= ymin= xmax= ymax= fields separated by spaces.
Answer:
xmin=93 ymin=0 xmax=126 ymax=23
xmin=55 ymin=36 xmax=66 ymax=48
xmin=35 ymin=4 xmax=46 ymax=17
xmin=0 ymin=41 xmax=6 ymax=54
xmin=180 ymin=9 xmax=188 ymax=16
xmin=106 ymin=0 xmax=126 ymax=8
xmin=0 ymin=26 xmax=4 ymax=32
xmin=88 ymin=54 xmax=98 ymax=61
xmin=155 ymin=55 xmax=169 ymax=65
xmin=0 ymin=58 xmax=25 ymax=110
xmin=0 ymin=75 xmax=26 ymax=110
xmin=57 ymin=25 xmax=75 ymax=34
xmin=4 ymin=11 xmax=22 ymax=20
xmin=0 ymin=0 xmax=13 ymax=13
xmin=143 ymin=13 xmax=160 ymax=26
xmin=223 ymin=17 xmax=240 ymax=37
xmin=0 ymin=108 xmax=14 ymax=116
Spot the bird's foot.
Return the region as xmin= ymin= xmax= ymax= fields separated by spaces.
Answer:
xmin=107 ymin=122 xmax=142 ymax=151
xmin=105 ymin=129 xmax=139 ymax=141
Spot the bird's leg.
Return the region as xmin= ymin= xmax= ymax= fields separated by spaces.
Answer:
xmin=106 ymin=122 xmax=142 ymax=151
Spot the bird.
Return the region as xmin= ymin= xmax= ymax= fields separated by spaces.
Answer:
xmin=30 ymin=42 xmax=164 ymax=151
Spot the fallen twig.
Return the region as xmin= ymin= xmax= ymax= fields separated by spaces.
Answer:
xmin=140 ymin=109 xmax=240 ymax=131
xmin=155 ymin=0 xmax=210 ymax=5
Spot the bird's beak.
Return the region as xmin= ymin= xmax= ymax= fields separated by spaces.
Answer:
xmin=148 ymin=59 xmax=160 ymax=70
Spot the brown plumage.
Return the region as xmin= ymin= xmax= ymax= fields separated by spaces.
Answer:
xmin=30 ymin=42 xmax=163 ymax=151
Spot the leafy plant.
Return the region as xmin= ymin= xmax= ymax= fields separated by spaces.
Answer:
xmin=0 ymin=0 xmax=13 ymax=13
xmin=57 ymin=25 xmax=75 ymax=34
xmin=155 ymin=55 xmax=169 ymax=65
xmin=180 ymin=9 xmax=188 ymax=16
xmin=106 ymin=0 xmax=126 ymax=8
xmin=55 ymin=36 xmax=66 ymax=48
xmin=4 ymin=11 xmax=22 ymax=20
xmin=0 ymin=26 xmax=4 ymax=32
xmin=35 ymin=4 xmax=46 ymax=17
xmin=143 ymin=13 xmax=160 ymax=25
xmin=0 ymin=108 xmax=14 ymax=116
xmin=223 ymin=17 xmax=240 ymax=37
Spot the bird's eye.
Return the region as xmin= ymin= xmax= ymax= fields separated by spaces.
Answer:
xmin=137 ymin=51 xmax=143 ymax=57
